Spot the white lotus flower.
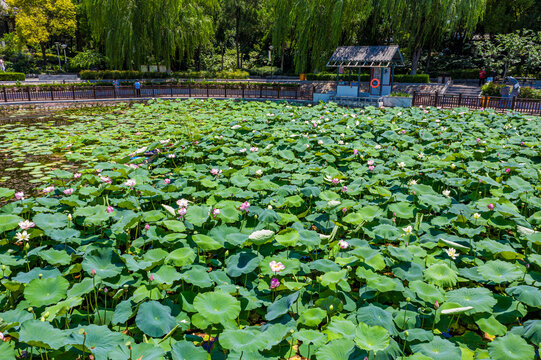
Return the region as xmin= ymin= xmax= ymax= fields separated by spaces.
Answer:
xmin=231 ymin=125 xmax=241 ymax=129
xmin=442 ymin=190 xmax=451 ymax=197
xmin=338 ymin=240 xmax=349 ymax=249
xmin=176 ymin=198 xmax=189 ymax=208
xmin=445 ymin=248 xmax=458 ymax=260
xmin=255 ymin=169 xmax=263 ymax=176
xmin=408 ymin=179 xmax=417 ymax=186
xmin=327 ymin=200 xmax=341 ymax=207
xmin=473 ymin=213 xmax=481 ymax=219
xmin=441 ymin=306 xmax=473 ymax=314
xmin=418 ymin=152 xmax=425 ymax=159
xmin=124 ymin=179 xmax=137 ymax=187
xmin=375 ymin=144 xmax=382 ymax=149
xmin=398 ymin=162 xmax=406 ymax=169
xmin=402 ymin=226 xmax=413 ymax=235
xmin=248 ymin=229 xmax=275 ymax=241
xmin=15 ymin=231 xmax=30 ymax=242
xmin=269 ymin=261 xmax=285 ymax=273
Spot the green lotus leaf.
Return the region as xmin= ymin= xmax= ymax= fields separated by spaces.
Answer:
xmin=108 ymin=342 xmax=166 ymax=360
xmin=409 ymin=280 xmax=445 ymax=304
xmin=389 ymin=202 xmax=415 ymax=219
xmin=220 ymin=328 xmax=266 ymax=352
xmin=354 ymin=322 xmax=390 ymax=353
xmin=68 ymin=324 xmax=125 ymax=360
xmin=226 ymin=250 xmax=261 ymax=277
xmin=39 ymin=248 xmax=72 ymax=265
xmin=319 ymin=269 xmax=347 ymax=290
xmin=193 ymin=233 xmax=223 ymax=251
xmin=0 ymin=187 xmax=15 ymax=199
xmin=19 ymin=319 xmax=68 ymax=350
xmin=294 ymin=329 xmax=326 ymax=345
xmin=506 ymin=285 xmax=541 ymax=307
xmin=446 ymin=287 xmax=497 ymax=314
xmin=171 ymin=340 xmax=208 ymax=360
xmin=488 ymin=333 xmax=535 ymax=360
xmin=521 ymin=320 xmax=541 ymax=345
xmin=32 ymin=212 xmax=68 ymax=230
xmin=315 ymin=338 xmax=356 ymax=360
xmin=477 ymin=260 xmax=523 ymax=284
xmin=82 ymin=249 xmax=124 ymax=278
xmin=423 ymin=263 xmax=458 ymax=287
xmin=299 ymin=307 xmax=327 ymax=327
xmin=112 ymin=299 xmax=134 ymax=325
xmin=12 ymin=267 xmax=61 ymax=283
xmin=152 ymin=264 xmax=181 ymax=284
xmin=163 ymin=220 xmax=187 ymax=232
xmin=185 ymin=205 xmax=210 ymax=226
xmin=265 ymin=291 xmax=299 ymax=321
xmin=410 ymin=337 xmax=461 ymax=360
xmin=474 ymin=314 xmax=507 ymax=336
xmin=275 ymin=228 xmax=300 ymax=247
xmin=217 ymin=205 xmax=241 ymax=223
xmin=179 ymin=265 xmax=213 ymax=288
xmin=356 ymin=304 xmax=398 ymax=336
xmin=326 ymin=318 xmax=356 ymax=341
xmin=24 ymin=276 xmax=69 ymax=307
xmin=0 ymin=341 xmax=16 ymax=360
xmin=193 ymin=291 xmax=241 ymax=325
xmin=165 ymin=247 xmax=196 ymax=267
xmin=0 ymin=214 xmax=24 ymax=233
xmin=136 ymin=301 xmax=177 ymax=337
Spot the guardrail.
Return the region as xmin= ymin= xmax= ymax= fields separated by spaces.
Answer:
xmin=412 ymin=91 xmax=541 ymax=115
xmin=0 ymin=84 xmax=312 ymax=103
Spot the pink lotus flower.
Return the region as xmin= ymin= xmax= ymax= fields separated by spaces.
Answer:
xmin=144 ymin=224 xmax=150 ymax=231
xmin=505 ymin=168 xmax=511 ymax=173
xmin=521 ymin=141 xmax=525 ymax=146
xmin=164 ymin=178 xmax=171 ymax=185
xmin=43 ymin=186 xmax=55 ymax=194
xmin=342 ymin=186 xmax=347 ymax=192
xmin=212 ymin=208 xmax=220 ymax=217
xmin=168 ymin=154 xmax=176 ymax=158
xmin=74 ymin=173 xmax=81 ymax=179
xmin=368 ymin=165 xmax=375 ymax=172
xmin=367 ymin=160 xmax=374 ymax=166
xmin=353 ymin=149 xmax=359 ymax=155
xmin=250 ymin=146 xmax=258 ymax=152
xmin=338 ymin=240 xmax=349 ymax=249
xmin=15 ymin=191 xmax=24 ymax=200
xmin=269 ymin=261 xmax=285 ymax=273
xmin=18 ymin=220 xmax=35 ymax=230
xmin=270 ymin=278 xmax=280 ymax=289
xmin=124 ymin=179 xmax=137 ymax=188
xmin=435 ymin=301 xmax=440 ymax=309
xmin=63 ymin=188 xmax=74 ymax=195
xmin=177 ymin=207 xmax=187 ymax=217
xmin=91 ymin=268 xmax=96 ymax=276
xmin=488 ymin=203 xmax=494 ymax=210
xmin=149 ymin=274 xmax=154 ymax=282
xmin=177 ymin=198 xmax=189 ymax=208
xmin=476 ymin=138 xmax=481 ymax=143
xmin=240 ymin=201 xmax=250 ymax=212
xmin=331 ymin=178 xmax=339 ymax=184
xmin=342 ymin=207 xmax=347 ymax=213
xmin=210 ymin=168 xmax=221 ymax=176
xmin=100 ymin=176 xmax=112 ymax=184
xmin=106 ymin=206 xmax=114 ymax=213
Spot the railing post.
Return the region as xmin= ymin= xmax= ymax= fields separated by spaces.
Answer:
xmin=259 ymin=85 xmax=263 ymax=98
xmin=224 ymin=84 xmax=227 ymax=98
xmin=483 ymin=96 xmax=488 ymax=109
xmin=72 ymin=86 xmax=76 ymax=100
xmin=50 ymin=87 xmax=54 ymax=101
xmin=2 ymin=86 xmax=6 ymax=102
xmin=277 ymin=86 xmax=280 ymax=99
xmin=458 ymin=93 xmax=462 ymax=106
xmin=26 ymin=87 xmax=31 ymax=101
xmin=434 ymin=91 xmax=438 ymax=107
xmin=93 ymin=86 xmax=97 ymax=99
xmin=295 ymin=86 xmax=298 ymax=99
xmin=152 ymin=86 xmax=155 ymax=97
xmin=412 ymin=91 xmax=416 ymax=106
xmin=170 ymin=83 xmax=173 ymax=97
xmin=511 ymin=96 xmax=516 ymax=111
xmin=242 ymin=85 xmax=245 ymax=98
xmin=188 ymin=82 xmax=191 ymax=97
xmin=206 ymin=83 xmax=209 ymax=97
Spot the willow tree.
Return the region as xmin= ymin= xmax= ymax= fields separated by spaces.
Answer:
xmin=375 ymin=0 xmax=487 ymax=74
xmin=82 ymin=0 xmax=217 ymax=69
xmin=270 ymin=0 xmax=373 ymax=73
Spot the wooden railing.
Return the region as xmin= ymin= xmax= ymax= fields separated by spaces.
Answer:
xmin=412 ymin=91 xmax=541 ymax=115
xmin=1 ymin=84 xmax=311 ymax=103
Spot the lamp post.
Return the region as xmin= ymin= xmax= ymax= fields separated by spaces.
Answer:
xmin=61 ymin=44 xmax=67 ymax=71
xmin=54 ymin=42 xmax=62 ymax=70
xmin=268 ymin=45 xmax=273 ymax=79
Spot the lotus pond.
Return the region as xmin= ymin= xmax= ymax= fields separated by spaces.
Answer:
xmin=0 ymin=99 xmax=541 ymax=360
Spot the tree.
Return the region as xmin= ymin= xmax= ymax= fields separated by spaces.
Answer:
xmin=376 ymin=0 xmax=487 ymax=74
xmin=82 ymin=0 xmax=217 ymax=70
xmin=6 ymin=0 xmax=76 ymax=65
xmin=475 ymin=29 xmax=541 ymax=78
xmin=270 ymin=0 xmax=373 ymax=73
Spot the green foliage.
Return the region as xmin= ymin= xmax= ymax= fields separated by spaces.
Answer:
xmin=69 ymin=50 xmax=107 ymax=71
xmin=0 ymin=72 xmax=25 ymax=81
xmin=80 ymin=70 xmax=249 ymax=80
xmin=482 ymin=82 xmax=541 ymax=99
xmin=306 ymin=73 xmax=429 ymax=83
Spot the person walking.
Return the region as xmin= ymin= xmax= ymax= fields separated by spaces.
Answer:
xmin=112 ymin=79 xmax=119 ymax=97
xmin=0 ymin=59 xmax=5 ymax=72
xmin=478 ymin=68 xmax=486 ymax=87
xmin=134 ymin=80 xmax=141 ymax=97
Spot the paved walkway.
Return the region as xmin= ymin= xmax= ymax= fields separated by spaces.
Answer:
xmin=445 ymin=83 xmax=482 ymax=97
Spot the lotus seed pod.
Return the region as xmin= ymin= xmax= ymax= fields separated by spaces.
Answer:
xmin=78 ymin=328 xmax=85 ymax=335
xmin=329 ymin=305 xmax=334 ymax=311
xmin=1 ymin=265 xmax=5 ymax=270
xmin=43 ymin=311 xmax=50 ymax=318
xmin=406 ymin=297 xmax=411 ymax=302
xmin=28 ymin=307 xmax=33 ymax=312
xmin=38 ymin=273 xmax=43 ymax=278
xmin=40 ymin=317 xmax=45 ymax=322
xmin=125 ymin=341 xmax=131 ymax=347
xmin=405 ymin=331 xmax=409 ymax=337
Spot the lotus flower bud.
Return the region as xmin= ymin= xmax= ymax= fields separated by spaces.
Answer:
xmin=78 ymin=328 xmax=86 ymax=335
xmin=329 ymin=305 xmax=334 ymax=311
xmin=28 ymin=307 xmax=33 ymax=312
xmin=1 ymin=265 xmax=5 ymax=270
xmin=91 ymin=268 xmax=96 ymax=276
xmin=38 ymin=273 xmax=43 ymax=279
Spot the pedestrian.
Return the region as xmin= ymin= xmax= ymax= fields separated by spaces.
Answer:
xmin=0 ymin=59 xmax=5 ymax=72
xmin=478 ymin=68 xmax=486 ymax=87
xmin=112 ymin=79 xmax=119 ymax=97
xmin=134 ymin=80 xmax=141 ymax=97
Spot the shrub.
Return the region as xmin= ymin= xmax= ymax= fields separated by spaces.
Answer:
xmin=80 ymin=70 xmax=169 ymax=80
xmin=305 ymin=72 xmax=429 ymax=83
xmin=481 ymin=82 xmax=541 ymax=99
xmin=215 ymin=69 xmax=249 ymax=79
xmin=518 ymin=87 xmax=541 ymax=99
xmin=70 ymin=50 xmax=107 ymax=71
xmin=0 ymin=72 xmax=25 ymax=81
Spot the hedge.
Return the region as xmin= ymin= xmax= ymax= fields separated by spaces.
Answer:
xmin=0 ymin=72 xmax=26 ymax=81
xmin=481 ymin=82 xmax=541 ymax=99
xmin=305 ymin=73 xmax=430 ymax=83
xmin=1 ymin=81 xmax=298 ymax=90
xmin=81 ymin=70 xmax=250 ymax=80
